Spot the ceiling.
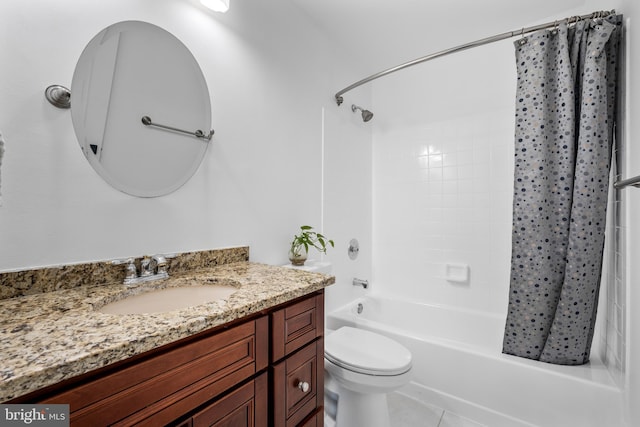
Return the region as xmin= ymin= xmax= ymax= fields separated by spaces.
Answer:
xmin=291 ymin=0 xmax=587 ymax=73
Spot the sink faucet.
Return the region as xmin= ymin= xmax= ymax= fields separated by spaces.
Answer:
xmin=140 ymin=256 xmax=153 ymax=277
xmin=114 ymin=254 xmax=170 ymax=286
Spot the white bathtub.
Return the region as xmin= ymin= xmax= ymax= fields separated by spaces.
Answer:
xmin=326 ymin=294 xmax=624 ymax=427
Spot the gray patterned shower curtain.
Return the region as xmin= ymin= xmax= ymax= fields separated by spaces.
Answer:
xmin=502 ymin=15 xmax=622 ymax=365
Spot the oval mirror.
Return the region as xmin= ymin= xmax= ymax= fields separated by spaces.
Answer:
xmin=71 ymin=21 xmax=212 ymax=197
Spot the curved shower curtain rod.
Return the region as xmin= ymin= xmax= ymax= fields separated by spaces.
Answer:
xmin=334 ymin=9 xmax=615 ymax=106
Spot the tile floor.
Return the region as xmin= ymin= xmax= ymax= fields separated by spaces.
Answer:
xmin=324 ymin=390 xmax=486 ymax=427
xmin=387 ymin=392 xmax=485 ymax=427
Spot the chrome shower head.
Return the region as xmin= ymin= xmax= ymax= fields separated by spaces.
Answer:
xmin=351 ymin=104 xmax=374 ymax=122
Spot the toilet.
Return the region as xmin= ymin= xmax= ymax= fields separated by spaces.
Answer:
xmin=324 ymin=326 xmax=412 ymax=427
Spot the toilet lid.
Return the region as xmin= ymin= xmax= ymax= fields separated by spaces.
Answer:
xmin=325 ymin=327 xmax=412 ymax=376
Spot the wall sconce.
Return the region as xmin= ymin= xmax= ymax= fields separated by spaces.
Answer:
xmin=201 ymin=0 xmax=229 ymax=13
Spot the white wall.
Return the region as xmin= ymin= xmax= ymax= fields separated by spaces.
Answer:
xmin=0 ymin=0 xmax=371 ymax=285
xmin=322 ymin=85 xmax=373 ymax=312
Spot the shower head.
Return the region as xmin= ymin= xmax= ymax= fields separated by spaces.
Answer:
xmin=351 ymin=104 xmax=374 ymax=122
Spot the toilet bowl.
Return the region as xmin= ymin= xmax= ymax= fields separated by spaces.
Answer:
xmin=324 ymin=326 xmax=412 ymax=427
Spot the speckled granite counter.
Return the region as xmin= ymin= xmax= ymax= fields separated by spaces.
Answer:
xmin=0 ymin=260 xmax=334 ymax=402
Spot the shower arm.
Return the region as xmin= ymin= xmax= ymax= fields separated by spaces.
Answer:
xmin=334 ymin=10 xmax=615 ymax=106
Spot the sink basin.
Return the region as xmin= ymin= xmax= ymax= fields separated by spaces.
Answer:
xmin=98 ymin=284 xmax=239 ymax=315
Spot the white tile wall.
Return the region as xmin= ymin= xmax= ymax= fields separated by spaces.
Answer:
xmin=373 ymin=109 xmax=515 ymax=314
xmin=599 ymin=137 xmax=627 ymax=387
xmin=371 ymin=40 xmax=517 ymax=315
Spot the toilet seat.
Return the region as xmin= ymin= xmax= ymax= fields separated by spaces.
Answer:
xmin=325 ymin=327 xmax=412 ymax=376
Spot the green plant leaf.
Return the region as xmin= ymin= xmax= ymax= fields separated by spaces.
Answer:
xmin=289 ymin=225 xmax=334 ymax=256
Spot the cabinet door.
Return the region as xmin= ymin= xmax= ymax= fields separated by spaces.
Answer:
xmin=192 ymin=372 xmax=268 ymax=427
xmin=271 ymin=293 xmax=324 ymax=362
xmin=298 ymin=408 xmax=323 ymax=427
xmin=272 ymin=339 xmax=323 ymax=427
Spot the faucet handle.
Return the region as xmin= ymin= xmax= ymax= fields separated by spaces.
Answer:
xmin=151 ymin=254 xmax=168 ymax=275
xmin=124 ymin=258 xmax=137 ymax=280
xmin=110 ymin=257 xmax=138 ymax=281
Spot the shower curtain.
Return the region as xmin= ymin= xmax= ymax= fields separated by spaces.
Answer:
xmin=502 ymin=15 xmax=622 ymax=365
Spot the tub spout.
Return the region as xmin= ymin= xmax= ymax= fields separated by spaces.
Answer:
xmin=352 ymin=278 xmax=368 ymax=289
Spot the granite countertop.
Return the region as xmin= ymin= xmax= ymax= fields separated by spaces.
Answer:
xmin=0 ymin=261 xmax=334 ymax=402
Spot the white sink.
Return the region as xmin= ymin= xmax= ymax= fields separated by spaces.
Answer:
xmin=98 ymin=284 xmax=239 ymax=315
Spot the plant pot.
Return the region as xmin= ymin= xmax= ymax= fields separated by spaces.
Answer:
xmin=289 ymin=246 xmax=308 ymax=266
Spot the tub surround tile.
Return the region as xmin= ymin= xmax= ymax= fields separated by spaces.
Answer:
xmin=0 ymin=249 xmax=334 ymax=402
xmin=0 ymin=247 xmax=250 ymax=300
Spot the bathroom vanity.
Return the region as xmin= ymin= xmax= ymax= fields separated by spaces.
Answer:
xmin=0 ymin=247 xmax=333 ymax=426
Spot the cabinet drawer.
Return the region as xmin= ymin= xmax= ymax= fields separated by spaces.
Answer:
xmin=43 ymin=316 xmax=268 ymax=426
xmin=191 ymin=372 xmax=268 ymax=427
xmin=272 ymin=339 xmax=324 ymax=427
xmin=271 ymin=293 xmax=324 ymax=361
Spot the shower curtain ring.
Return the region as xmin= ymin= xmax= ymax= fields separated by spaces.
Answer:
xmin=518 ymin=27 xmax=527 ymax=46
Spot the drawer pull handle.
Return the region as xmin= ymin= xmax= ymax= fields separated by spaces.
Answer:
xmin=297 ymin=380 xmax=310 ymax=393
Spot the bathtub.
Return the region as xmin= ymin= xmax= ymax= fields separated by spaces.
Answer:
xmin=326 ymin=294 xmax=624 ymax=427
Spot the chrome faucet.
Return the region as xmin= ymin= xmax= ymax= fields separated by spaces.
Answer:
xmin=352 ymin=278 xmax=369 ymax=289
xmin=114 ymin=254 xmax=170 ymax=286
xmin=140 ymin=256 xmax=153 ymax=277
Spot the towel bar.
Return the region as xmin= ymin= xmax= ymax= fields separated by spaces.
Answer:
xmin=141 ymin=116 xmax=214 ymax=141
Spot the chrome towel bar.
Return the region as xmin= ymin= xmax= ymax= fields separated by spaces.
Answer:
xmin=141 ymin=116 xmax=214 ymax=141
xmin=613 ymin=175 xmax=640 ymax=190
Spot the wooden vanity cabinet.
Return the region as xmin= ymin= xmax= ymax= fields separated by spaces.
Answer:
xmin=42 ymin=316 xmax=270 ymax=427
xmin=13 ymin=290 xmax=325 ymax=427
xmin=271 ymin=292 xmax=324 ymax=427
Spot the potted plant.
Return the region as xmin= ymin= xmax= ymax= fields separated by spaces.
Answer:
xmin=289 ymin=225 xmax=334 ymax=266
